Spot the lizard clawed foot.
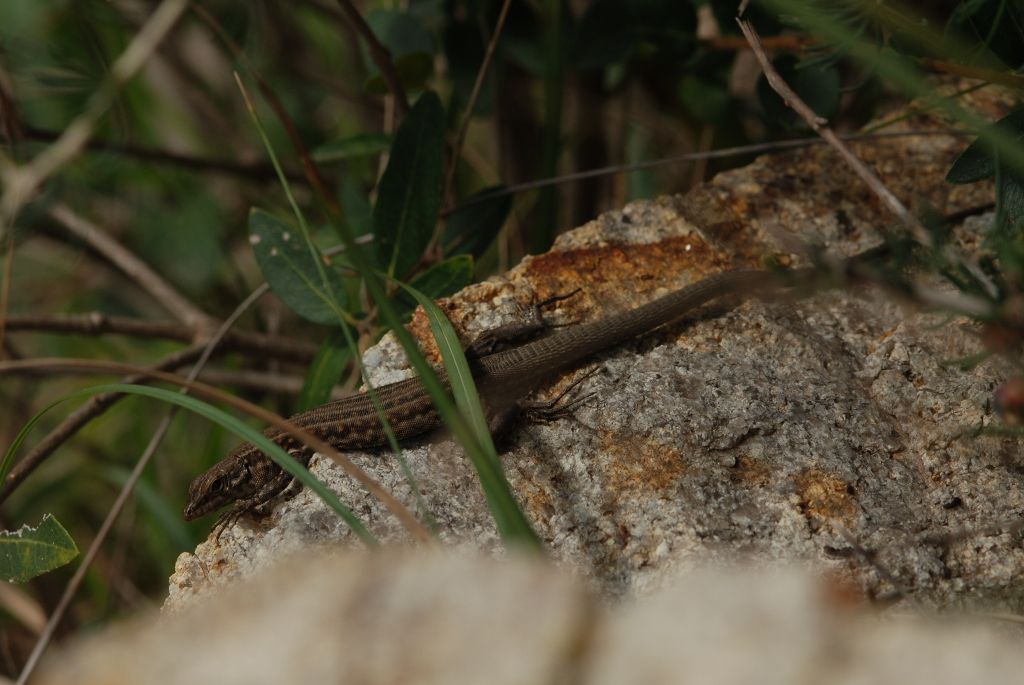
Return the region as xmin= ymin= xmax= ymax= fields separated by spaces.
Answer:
xmin=211 ymin=507 xmax=244 ymax=544
xmin=521 ymin=366 xmax=600 ymax=424
xmin=534 ymin=287 xmax=583 ymax=311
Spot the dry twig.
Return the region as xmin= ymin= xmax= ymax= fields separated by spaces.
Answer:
xmin=49 ymin=203 xmax=211 ymax=331
xmin=442 ymin=0 xmax=514 ymax=208
xmin=0 ymin=357 xmax=431 ymax=544
xmin=333 ymin=0 xmax=410 ymax=121
xmin=3 ymin=313 xmax=317 ymax=363
xmin=0 ymin=0 xmax=190 ymax=233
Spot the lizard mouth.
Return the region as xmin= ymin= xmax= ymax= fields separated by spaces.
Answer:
xmin=182 ymin=502 xmax=204 ymax=521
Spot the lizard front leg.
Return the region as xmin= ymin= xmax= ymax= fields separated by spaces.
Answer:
xmin=211 ymin=448 xmax=312 ymax=541
xmin=467 ymin=288 xmax=583 ymax=359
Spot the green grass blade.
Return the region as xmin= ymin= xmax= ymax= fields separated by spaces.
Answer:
xmin=399 ymin=281 xmax=541 ymax=547
xmin=298 ymin=330 xmax=353 ymax=412
xmin=8 ymin=385 xmax=378 ymax=547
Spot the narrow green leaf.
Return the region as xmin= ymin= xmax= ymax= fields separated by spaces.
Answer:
xmin=340 ymin=178 xmax=375 ymax=239
xmin=410 ymin=255 xmax=474 ymax=298
xmin=364 ymin=10 xmax=435 ymax=93
xmin=394 ymin=255 xmax=474 ymax=319
xmin=97 ymin=384 xmax=378 ymax=546
xmin=947 ymin=0 xmax=1024 ymax=69
xmin=249 ymin=208 xmax=349 ymax=324
xmin=759 ymin=0 xmax=1024 ymax=175
xmin=298 ymin=330 xmax=353 ymax=412
xmin=994 ymin=162 xmax=1024 ymax=240
xmin=373 ymin=91 xmax=445 ymax=277
xmin=103 ymin=466 xmax=193 ymax=551
xmin=312 ymin=133 xmax=392 ymax=163
xmin=0 ymin=514 xmax=78 ymax=584
xmin=757 ymin=55 xmax=840 ymax=127
xmin=398 ymin=282 xmax=540 ymax=547
xmin=443 ymin=187 xmax=512 ymax=258
xmin=946 ymin=136 xmax=996 ymax=184
xmin=947 ymin=109 xmax=1024 ymax=184
xmin=7 ymin=385 xmax=377 ymax=547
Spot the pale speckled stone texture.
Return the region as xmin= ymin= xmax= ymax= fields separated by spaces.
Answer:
xmin=168 ymin=85 xmax=1022 ymax=614
xmin=43 ymin=554 xmax=1024 ymax=685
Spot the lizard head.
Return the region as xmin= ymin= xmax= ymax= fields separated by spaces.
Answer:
xmin=183 ymin=445 xmax=263 ymax=521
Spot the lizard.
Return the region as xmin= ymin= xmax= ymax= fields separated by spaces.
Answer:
xmin=184 ymin=267 xmax=810 ymax=531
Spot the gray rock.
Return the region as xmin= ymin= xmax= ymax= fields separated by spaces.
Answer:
xmin=168 ymin=86 xmax=1021 ymax=615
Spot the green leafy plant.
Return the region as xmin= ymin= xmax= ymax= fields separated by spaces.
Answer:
xmin=245 ymin=82 xmax=538 ymax=546
xmin=0 ymin=515 xmax=78 ymax=584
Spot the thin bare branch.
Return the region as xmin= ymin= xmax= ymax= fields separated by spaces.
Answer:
xmin=3 ymin=313 xmax=318 ymax=364
xmin=737 ymin=18 xmax=929 ymax=244
xmin=443 ymin=0 xmax=513 ymax=208
xmin=701 ymin=34 xmax=813 ymax=51
xmin=48 ymin=203 xmax=211 ymax=330
xmin=444 ymin=129 xmax=972 ymax=215
xmin=0 ymin=0 xmax=190 ymax=232
xmin=0 ymin=345 xmax=207 ymax=504
xmin=3 ymin=363 xmax=348 ymax=399
xmin=15 ymin=285 xmax=267 ymax=685
xmin=0 ymin=357 xmax=431 ymax=544
xmin=333 ymin=0 xmax=410 ymax=119
xmin=918 ymin=57 xmax=1024 ymax=90
xmin=20 ymin=126 xmax=304 ymax=182
xmin=736 ymin=17 xmax=996 ymax=297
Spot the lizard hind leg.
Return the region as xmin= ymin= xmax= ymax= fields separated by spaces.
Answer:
xmin=488 ymin=366 xmax=601 ymax=439
xmin=521 ymin=366 xmax=601 ymax=424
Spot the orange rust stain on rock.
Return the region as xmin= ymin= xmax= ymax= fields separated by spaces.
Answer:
xmin=515 ymin=477 xmax=556 ymax=521
xmin=407 ymin=235 xmax=751 ymax=357
xmin=598 ymin=430 xmax=688 ymax=494
xmin=523 ymin=235 xmax=740 ymax=303
xmin=793 ymin=468 xmax=859 ymax=524
xmin=731 ymin=454 xmax=772 ymax=487
xmin=407 ymin=296 xmax=473 ymax=364
xmin=820 ymin=569 xmax=872 ymax=610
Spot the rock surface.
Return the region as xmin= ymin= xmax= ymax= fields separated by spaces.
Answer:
xmin=40 ymin=552 xmax=1024 ymax=685
xmin=167 ymin=85 xmax=1021 ymax=615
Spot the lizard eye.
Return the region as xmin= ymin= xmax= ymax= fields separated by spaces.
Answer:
xmin=210 ymin=477 xmax=226 ymax=494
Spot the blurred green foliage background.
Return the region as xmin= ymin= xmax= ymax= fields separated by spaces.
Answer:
xmin=0 ymin=0 xmax=1021 ymax=677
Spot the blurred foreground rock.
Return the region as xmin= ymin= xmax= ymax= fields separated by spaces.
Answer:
xmin=38 ymin=553 xmax=1024 ymax=685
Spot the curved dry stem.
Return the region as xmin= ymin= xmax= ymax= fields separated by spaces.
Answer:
xmin=442 ymin=0 xmax=513 ymax=208
xmin=0 ymin=0 xmax=190 ymax=236
xmin=0 ymin=344 xmax=208 ymax=503
xmin=14 ymin=284 xmax=267 ymax=685
xmin=332 ymin=0 xmax=410 ymax=120
xmin=0 ymin=357 xmax=432 ymax=543
xmin=48 ymin=203 xmax=210 ymax=330
xmin=3 ymin=313 xmax=318 ymax=363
